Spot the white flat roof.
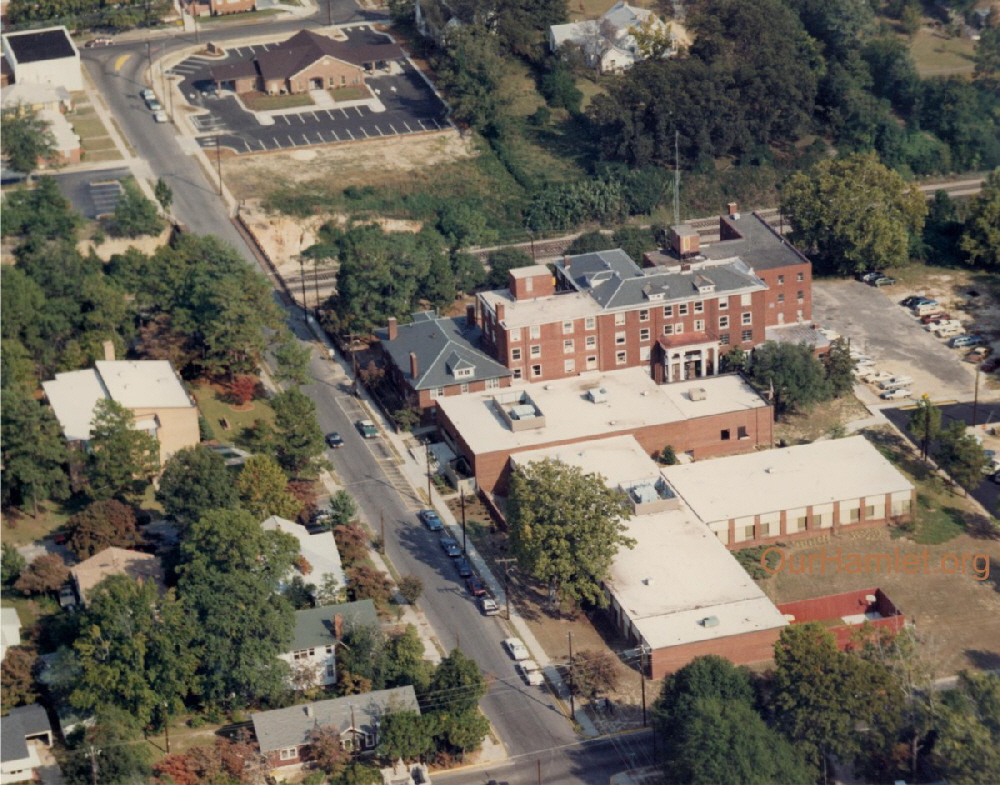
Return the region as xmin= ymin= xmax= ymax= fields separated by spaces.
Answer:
xmin=41 ymin=369 xmax=108 ymax=442
xmin=663 ymin=435 xmax=914 ymax=523
xmin=439 ymin=369 xmax=767 ymax=456
xmin=509 ymin=264 xmax=551 ymax=279
xmin=480 ymin=288 xmax=602 ymax=329
xmin=511 ymin=435 xmax=661 ymax=489
xmin=94 ymin=361 xmax=192 ymax=410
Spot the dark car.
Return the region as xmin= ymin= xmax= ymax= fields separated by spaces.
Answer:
xmin=325 ymin=432 xmax=344 ymax=449
xmin=418 ymin=509 xmax=444 ymax=531
xmin=455 ymin=556 xmax=473 ymax=577
xmin=439 ymin=534 xmax=461 ymax=557
xmin=901 ymin=296 xmax=935 ymax=308
xmin=466 ymin=575 xmax=486 ymax=596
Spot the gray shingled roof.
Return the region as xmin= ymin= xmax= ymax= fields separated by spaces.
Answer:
xmin=1 ymin=704 xmax=51 ymax=763
xmin=289 ymin=600 xmax=377 ymax=652
xmin=377 ymin=314 xmax=510 ymax=391
xmin=558 ymin=250 xmax=766 ymax=309
xmin=699 ymin=213 xmax=810 ymax=271
xmin=251 ymin=686 xmax=419 ymax=753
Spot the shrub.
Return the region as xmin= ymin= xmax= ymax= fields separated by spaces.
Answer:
xmin=226 ymin=375 xmax=259 ymax=406
xmin=346 ymin=564 xmax=394 ymax=610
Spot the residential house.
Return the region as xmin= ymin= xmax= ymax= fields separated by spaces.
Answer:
xmin=1 ymin=704 xmax=55 ymax=785
xmin=1 ymin=606 xmax=20 ymax=661
xmin=69 ymin=547 xmax=165 ymax=607
xmin=376 ymin=310 xmax=512 ymax=417
xmin=42 ymin=353 xmax=200 ymax=468
xmin=279 ymin=600 xmax=378 ymax=689
xmin=261 ymin=515 xmax=346 ymax=599
xmin=1 ymin=27 xmax=82 ymax=91
xmin=251 ymin=686 xmax=420 ymax=769
xmin=548 ymin=1 xmax=685 ymax=74
xmin=211 ymin=29 xmax=403 ymax=96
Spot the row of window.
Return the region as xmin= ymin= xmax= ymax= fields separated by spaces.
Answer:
xmin=430 ymin=378 xmax=501 ymax=399
xmin=510 ymin=346 xmax=656 ymax=378
xmin=775 ymin=273 xmax=807 ymax=285
xmin=292 ymin=645 xmax=335 ymax=660
xmin=729 ymin=499 xmax=912 ymax=543
xmin=277 ymin=733 xmax=378 ymax=761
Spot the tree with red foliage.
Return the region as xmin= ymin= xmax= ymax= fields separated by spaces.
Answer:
xmin=67 ymin=499 xmax=139 ymax=558
xmin=333 ymin=523 xmax=368 ymax=566
xmin=0 ymin=647 xmax=37 ymax=713
xmin=153 ymin=753 xmax=202 ymax=785
xmin=346 ymin=564 xmax=394 ymax=610
xmin=308 ymin=724 xmax=349 ymax=776
xmin=227 ymin=374 xmax=260 ymax=406
xmin=288 ymin=478 xmax=318 ymax=525
xmin=14 ymin=554 xmax=69 ymax=595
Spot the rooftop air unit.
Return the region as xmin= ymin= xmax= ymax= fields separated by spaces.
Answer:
xmin=701 ymin=616 xmax=720 ymax=628
xmin=689 ymin=387 xmax=707 ymax=401
xmin=587 ymin=387 xmax=609 ymax=403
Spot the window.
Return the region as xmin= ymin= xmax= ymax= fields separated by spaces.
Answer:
xmin=455 ymin=367 xmax=473 ymax=378
xmin=795 ymin=516 xmax=807 ymax=532
xmin=796 ymin=309 xmax=804 ymax=320
xmin=586 ymin=355 xmax=597 ymax=369
xmin=639 ymin=309 xmax=649 ymax=321
xmin=510 ymin=329 xmax=520 ymax=342
xmin=639 ymin=328 xmax=651 ymax=342
xmin=486 ymin=377 xmax=500 ymax=389
xmin=797 ymin=290 xmax=804 ymax=303
xmin=326 ymin=664 xmax=336 ymax=677
xmin=293 ymin=649 xmax=308 ymax=661
xmin=639 ymin=345 xmax=651 ymax=361
xmin=280 ymin=748 xmax=297 ymax=761
xmin=737 ymin=425 xmax=748 ymax=439
xmin=797 ymin=272 xmax=804 ymax=282
xmin=865 ymin=504 xmax=876 ymax=518
xmin=777 ymin=293 xmax=785 ymax=304
xmin=760 ymin=522 xmax=771 ymax=537
xmin=585 ymin=316 xmax=596 ymax=330
xmin=563 ymin=339 xmax=574 ymax=354
xmin=615 ymin=331 xmax=626 ymax=345
xmin=564 ymin=359 xmax=575 ymax=373
xmin=364 ymin=733 xmax=376 ymax=750
xmin=721 ymin=429 xmax=731 ymax=440
xmin=562 ymin=321 xmax=574 ymax=334
xmin=740 ymin=293 xmax=751 ymax=306
xmin=675 ymin=323 xmax=684 ymax=334
xmin=615 ymin=313 xmax=626 ymax=326
xmin=694 ymin=301 xmax=704 ymax=314
xmin=325 ymin=645 xmax=334 ymax=654
xmin=777 ymin=275 xmax=784 ymax=285
xmin=340 ymin=74 xmax=347 ymax=86
xmin=744 ymin=525 xmax=755 ymax=541
xmin=663 ymin=305 xmax=673 ymax=318
xmin=616 ymin=350 xmax=627 ymax=365
xmin=585 ymin=335 xmax=597 ymax=348
xmin=694 ymin=319 xmax=705 ymax=332
xmin=718 ymin=298 xmax=728 ymax=310
xmin=849 ymin=507 xmax=861 ymax=523
xmin=814 ymin=513 xmax=825 ymax=527
xmin=513 ymin=368 xmax=522 ymax=379
xmin=741 ymin=312 xmax=752 ymax=326
xmin=529 ymin=345 xmax=541 ymax=358
xmin=720 ymin=333 xmax=730 ymax=345
xmin=432 ymin=387 xmax=444 ymax=398
xmin=893 ymin=499 xmax=912 ymax=515
xmin=531 ymin=364 xmax=542 ymax=377
xmin=678 ymin=303 xmax=689 ymax=316
xmin=511 ymin=348 xmax=522 ymax=361
xmin=340 ymin=738 xmax=355 ymax=752
xmin=662 ymin=325 xmax=674 ymax=336
xmin=529 ymin=325 xmax=540 ymax=339
xmin=741 ymin=329 xmax=753 ymax=342
xmin=719 ymin=315 xmax=730 ymax=329
xmin=460 ymin=383 xmax=469 ymax=393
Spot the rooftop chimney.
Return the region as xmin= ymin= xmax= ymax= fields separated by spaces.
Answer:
xmin=387 ymin=317 xmax=398 ymax=341
xmin=409 ymin=351 xmax=419 ymax=379
xmin=333 ymin=613 xmax=344 ymax=641
xmin=563 ymin=254 xmax=571 ymax=269
xmin=496 ymin=302 xmax=505 ymax=323
xmin=102 ymin=340 xmax=115 ymax=362
xmin=465 ymin=303 xmax=476 ymax=328
xmin=727 ymin=201 xmax=739 ymax=219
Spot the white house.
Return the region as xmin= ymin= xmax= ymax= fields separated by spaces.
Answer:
xmin=1 ymin=607 xmax=21 ymax=662
xmin=548 ymin=1 xmax=684 ymax=74
xmin=261 ymin=516 xmax=346 ymax=599
xmin=1 ymin=27 xmax=82 ymax=92
xmin=0 ymin=704 xmax=54 ymax=785
xmin=279 ymin=600 xmax=377 ymax=689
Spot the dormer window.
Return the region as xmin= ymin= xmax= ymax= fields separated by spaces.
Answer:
xmin=455 ymin=367 xmax=474 ymax=379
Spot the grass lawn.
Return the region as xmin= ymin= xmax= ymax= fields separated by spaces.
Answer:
xmin=0 ymin=594 xmax=59 ymax=632
xmin=82 ymin=149 xmax=124 ymax=162
xmin=80 ymin=136 xmax=117 ymax=152
xmin=910 ymin=28 xmax=976 ymax=77
xmin=1 ymin=506 xmax=71 ymax=548
xmin=773 ymin=395 xmax=871 ymax=446
xmin=70 ymin=113 xmax=110 ymax=140
xmin=240 ymin=91 xmax=314 ymax=111
xmin=329 ymin=86 xmax=370 ymax=102
xmin=191 ymin=383 xmax=276 ymax=444
xmin=201 ymin=8 xmax=282 ymax=22
xmin=574 ymin=76 xmax=607 ymax=111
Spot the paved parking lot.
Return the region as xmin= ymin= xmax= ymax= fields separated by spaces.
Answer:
xmin=53 ymin=168 xmax=130 ymax=218
xmin=813 ymin=280 xmax=982 ymax=403
xmin=170 ymin=26 xmax=450 ymax=154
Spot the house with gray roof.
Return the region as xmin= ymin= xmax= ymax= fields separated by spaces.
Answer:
xmin=375 ymin=309 xmax=512 ymax=416
xmin=1 ymin=704 xmax=54 ymax=784
xmin=251 ymin=686 xmax=419 ymax=769
xmin=278 ymin=600 xmax=378 ymax=690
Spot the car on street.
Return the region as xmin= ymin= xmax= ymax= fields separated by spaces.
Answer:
xmin=518 ymin=659 xmax=545 ymax=686
xmin=466 ymin=575 xmax=486 ymax=596
xmin=871 ymin=275 xmax=897 ymax=287
xmin=418 ymin=509 xmax=444 ymax=531
xmin=504 ymin=637 xmax=530 ymax=661
xmin=920 ymin=312 xmax=951 ymax=325
xmin=85 ymin=37 xmax=113 ymax=47
xmin=479 ymin=596 xmax=499 ymax=616
xmin=356 ymin=419 xmax=378 ymax=438
xmin=153 ymin=110 xmax=168 ymax=123
xmin=325 ymin=431 xmax=344 ymax=448
xmin=439 ymin=533 xmax=461 ymax=557
xmin=140 ymin=88 xmax=155 ymax=102
xmin=881 ymin=388 xmax=912 ymax=400
xmin=454 ymin=556 xmax=473 ymax=577
xmin=950 ymin=334 xmax=984 ymax=348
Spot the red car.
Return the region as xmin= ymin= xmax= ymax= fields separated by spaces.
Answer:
xmin=465 ymin=575 xmax=486 ymax=596
xmin=920 ymin=313 xmax=951 ymax=325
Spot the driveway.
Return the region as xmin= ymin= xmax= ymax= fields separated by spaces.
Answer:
xmin=171 ymin=26 xmax=449 ymax=154
xmin=812 ymin=280 xmax=982 ymax=403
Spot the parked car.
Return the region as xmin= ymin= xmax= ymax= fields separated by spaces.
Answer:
xmin=920 ymin=312 xmax=951 ymax=324
xmin=140 ymin=88 xmax=155 ymax=102
xmin=479 ymin=596 xmax=499 ymax=616
xmin=854 ymin=357 xmax=875 ymax=368
xmin=84 ymin=37 xmax=113 ymax=47
xmin=925 ymin=319 xmax=961 ymax=331
xmin=983 ymin=358 xmax=1000 ymax=373
xmin=991 ymin=471 xmax=1000 ymax=486
xmin=934 ymin=323 xmax=964 ymax=338
xmin=914 ymin=302 xmax=943 ymax=316
xmin=871 ymin=275 xmax=897 ymax=287
xmin=454 ymin=556 xmax=473 ymax=577
xmin=356 ymin=419 xmax=378 ymax=438
xmin=153 ymin=110 xmax=168 ymax=123
xmin=439 ymin=533 xmax=461 ymax=557
xmin=964 ymin=347 xmax=991 ymax=363
xmin=878 ymin=375 xmax=913 ymax=389
xmin=860 ymin=270 xmax=884 ymax=283
xmin=901 ymin=295 xmax=934 ymax=308
xmin=418 ymin=509 xmax=443 ymax=531
xmin=880 ymin=388 xmax=912 ymax=400
xmin=325 ymin=431 xmax=344 ymax=448
xmin=861 ymin=370 xmax=893 ymax=384
xmin=950 ymin=334 xmax=984 ymax=348
xmin=504 ymin=637 xmax=530 ymax=661
xmin=466 ymin=575 xmax=486 ymax=596
xmin=517 ymin=659 xmax=545 ymax=686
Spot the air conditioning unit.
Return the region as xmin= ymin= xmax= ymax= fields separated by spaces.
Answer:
xmin=587 ymin=387 xmax=609 ymax=403
xmin=689 ymin=387 xmax=707 ymax=401
xmin=701 ymin=616 xmax=720 ymax=628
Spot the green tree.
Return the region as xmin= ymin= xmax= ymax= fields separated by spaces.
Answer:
xmin=0 ymin=106 xmax=57 ymax=177
xmin=271 ymin=388 xmax=328 ymax=478
xmin=782 ymin=152 xmax=927 ymax=276
xmin=933 ymin=672 xmax=1000 ymax=785
xmin=571 ymin=649 xmax=618 ymax=700
xmin=397 ymin=575 xmax=424 ymax=605
xmin=179 ymin=508 xmax=299 ymax=579
xmin=630 ymin=14 xmax=675 ymax=59
xmin=437 ymin=202 xmax=496 ymax=250
xmin=153 ymin=177 xmax=173 ymax=212
xmin=307 ymin=725 xmax=349 ymax=776
xmin=157 ymin=445 xmax=238 ymax=523
xmin=62 ymin=708 xmax=152 ymax=785
xmin=71 ymin=576 xmax=197 ymax=727
xmin=0 ymin=647 xmax=38 ymax=713
xmin=326 ymin=489 xmax=359 ymax=530
xmin=748 ymin=341 xmax=831 ymax=415
xmin=934 ymin=420 xmax=989 ymax=493
xmin=439 ymin=709 xmax=490 ymax=756
xmin=0 ymin=176 xmax=81 ymax=242
xmin=66 ymin=499 xmax=140 ymax=559
xmin=87 ymin=399 xmax=159 ymax=502
xmin=974 ymin=24 xmax=1000 ymax=90
xmin=435 ymin=26 xmax=513 ymax=136
xmin=1 ymin=387 xmax=69 ymax=515
xmin=377 ymin=709 xmax=435 ymax=761
xmin=539 ymin=61 xmax=583 ymax=112
xmin=384 ymin=624 xmax=432 ymax=691
xmin=107 ymin=179 xmax=163 ymax=238
xmin=486 ymin=247 xmax=535 ymax=288
xmin=236 ymin=454 xmax=302 ymax=520
xmin=273 ymin=333 xmax=313 ymax=387
xmin=721 ymin=345 xmax=748 ymax=373
xmin=199 ymin=267 xmax=281 ymax=378
xmin=425 ymin=649 xmax=486 ymax=715
xmin=508 ymin=458 xmax=634 ymax=608
xmin=959 ymin=168 xmax=1000 ymax=270
xmin=659 ymin=445 xmax=678 ymax=465
xmin=908 ymin=395 xmax=942 ymax=461
xmin=824 ymin=338 xmax=855 ymax=397
xmin=1 ymin=543 xmax=27 ymax=586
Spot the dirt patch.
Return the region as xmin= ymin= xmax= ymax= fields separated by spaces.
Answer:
xmin=774 ymin=394 xmax=871 ymax=445
xmin=222 ymin=129 xmax=476 ymax=201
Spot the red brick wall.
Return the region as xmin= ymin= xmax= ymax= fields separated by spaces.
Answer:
xmin=648 ymin=627 xmax=782 ymax=679
xmin=289 ymin=59 xmax=363 ymax=93
xmin=756 ymin=264 xmax=812 ymax=325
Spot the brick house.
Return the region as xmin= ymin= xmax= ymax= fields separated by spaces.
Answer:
xmin=375 ymin=310 xmax=512 ymax=417
xmin=211 ymin=30 xmax=403 ymax=96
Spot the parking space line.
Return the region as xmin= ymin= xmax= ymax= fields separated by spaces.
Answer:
xmin=301 ymin=134 xmax=310 ymax=145
xmin=418 ymin=119 xmax=428 ymax=130
xmin=273 ymin=138 xmax=282 ymax=148
xmin=330 ymin=129 xmax=338 ymax=140
xmin=279 ymin=116 xmax=290 ymax=125
xmin=287 ymin=135 xmax=296 ymax=145
xmin=311 ymin=112 xmax=319 ymax=121
xmin=243 ymin=141 xmax=251 ymax=152
xmin=361 ymin=127 xmax=369 ymax=137
xmin=339 ymin=108 xmax=349 ymax=118
xmin=259 ymin=139 xmax=267 ymax=150
xmin=354 ymin=106 xmax=364 ymax=116
xmin=403 ymin=121 xmax=412 ymax=132
xmin=325 ymin=110 xmax=336 ymax=120
xmin=388 ymin=123 xmax=398 ymax=134
xmin=346 ymin=129 xmax=354 ymax=140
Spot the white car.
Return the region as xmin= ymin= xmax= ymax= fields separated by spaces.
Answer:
xmin=153 ymin=110 xmax=168 ymax=123
xmin=503 ymin=637 xmax=529 ymax=661
xmin=862 ymin=371 xmax=893 ymax=384
xmin=881 ymin=388 xmax=911 ymax=400
xmin=878 ymin=376 xmax=913 ymax=389
xmin=140 ymin=88 xmax=155 ymax=102
xmin=517 ymin=659 xmax=545 ymax=686
xmin=853 ymin=357 xmax=875 ymax=368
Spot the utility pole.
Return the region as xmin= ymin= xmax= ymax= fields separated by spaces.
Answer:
xmin=460 ymin=489 xmax=467 ymax=554
xmin=163 ymin=704 xmax=171 ymax=753
xmin=972 ymin=365 xmax=980 ymax=427
xmin=313 ymin=256 xmax=322 ymax=316
xmin=379 ymin=510 xmax=385 ymax=553
xmin=537 ymin=759 xmax=542 ymax=785
xmin=297 ymin=256 xmax=308 ymax=317
xmin=327 ymin=0 xmax=332 ymax=27
xmin=640 ymin=646 xmax=648 ymax=727
xmin=213 ymin=135 xmax=223 ymax=196
xmin=87 ymin=746 xmax=99 ymax=785
xmin=425 ymin=441 xmax=432 ymax=501
xmin=673 ymin=129 xmax=680 ymax=227
xmin=567 ymin=631 xmax=575 ymax=720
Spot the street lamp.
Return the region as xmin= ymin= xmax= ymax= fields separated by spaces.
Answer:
xmin=460 ymin=489 xmax=467 ymax=554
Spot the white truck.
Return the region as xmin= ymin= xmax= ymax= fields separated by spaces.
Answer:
xmin=879 ymin=376 xmax=914 ymax=390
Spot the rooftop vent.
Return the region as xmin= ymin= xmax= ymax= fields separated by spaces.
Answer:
xmin=865 ymin=594 xmax=877 ymax=603
xmin=642 ymin=577 xmax=654 ymax=586
xmin=701 ymin=616 xmax=720 ymax=628
xmin=783 ymin=614 xmax=796 ymax=622
xmin=689 ymin=387 xmax=707 ymax=401
xmin=587 ymin=387 xmax=609 ymax=403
